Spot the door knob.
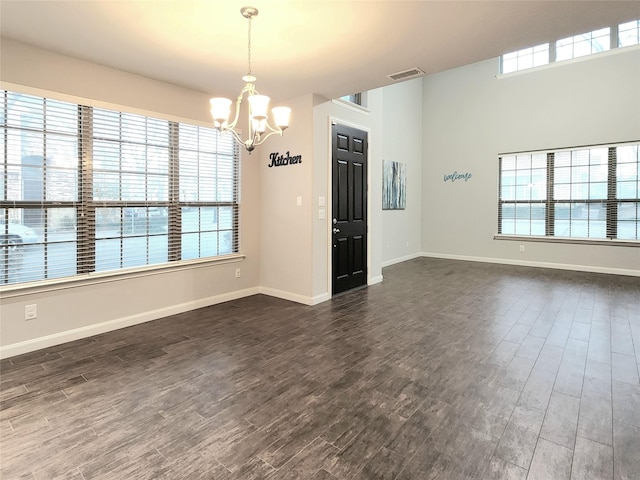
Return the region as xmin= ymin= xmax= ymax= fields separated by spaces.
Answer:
xmin=333 ymin=228 xmax=340 ymax=234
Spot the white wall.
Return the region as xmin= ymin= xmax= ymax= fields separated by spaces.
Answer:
xmin=421 ymin=48 xmax=640 ymax=275
xmin=259 ymin=94 xmax=316 ymax=303
xmin=0 ymin=39 xmax=215 ymax=123
xmin=381 ymin=78 xmax=423 ymax=266
xmin=0 ymin=40 xmax=262 ymax=357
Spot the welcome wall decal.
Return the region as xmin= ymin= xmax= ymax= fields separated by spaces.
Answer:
xmin=268 ymin=151 xmax=302 ymax=168
xmin=444 ymin=171 xmax=472 ymax=182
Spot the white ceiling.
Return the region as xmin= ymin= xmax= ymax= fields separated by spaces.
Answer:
xmin=1 ymin=1 xmax=639 ymax=103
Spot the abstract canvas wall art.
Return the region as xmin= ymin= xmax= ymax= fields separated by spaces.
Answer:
xmin=382 ymin=160 xmax=406 ymax=210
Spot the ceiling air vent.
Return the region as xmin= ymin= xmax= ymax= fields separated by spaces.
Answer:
xmin=387 ymin=67 xmax=425 ymax=81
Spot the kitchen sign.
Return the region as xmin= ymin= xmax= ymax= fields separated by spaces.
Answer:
xmin=268 ymin=151 xmax=302 ymax=168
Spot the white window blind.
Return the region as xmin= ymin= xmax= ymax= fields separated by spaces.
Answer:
xmin=92 ymin=108 xmax=171 ymax=272
xmin=553 ymin=148 xmax=609 ymax=238
xmin=178 ymin=123 xmax=239 ymax=260
xmin=498 ymin=143 xmax=640 ymax=242
xmin=498 ymin=153 xmax=547 ymax=236
xmin=617 ymin=144 xmax=640 ymax=239
xmin=1 ymin=90 xmax=240 ymax=286
xmin=1 ymin=92 xmax=80 ymax=283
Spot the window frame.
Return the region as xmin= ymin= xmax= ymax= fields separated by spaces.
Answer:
xmin=618 ymin=20 xmax=640 ymax=47
xmin=500 ymin=43 xmax=550 ymax=74
xmin=1 ymin=86 xmax=243 ymax=291
xmin=340 ymin=93 xmax=362 ymax=106
xmin=497 ymin=142 xmax=640 ymax=246
xmin=555 ymin=27 xmax=611 ymax=62
xmin=499 ymin=19 xmax=639 ymax=75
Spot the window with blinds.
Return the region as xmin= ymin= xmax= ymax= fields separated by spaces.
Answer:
xmin=1 ymin=90 xmax=240 ymax=286
xmin=498 ymin=143 xmax=640 ymax=242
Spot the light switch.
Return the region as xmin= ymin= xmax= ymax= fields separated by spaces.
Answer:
xmin=318 ymin=196 xmax=326 ymax=207
xmin=318 ymin=209 xmax=325 ymax=219
xmin=296 ymin=196 xmax=302 ymax=206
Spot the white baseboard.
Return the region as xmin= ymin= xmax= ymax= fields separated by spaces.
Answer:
xmin=381 ymin=252 xmax=423 ymax=268
xmin=0 ymin=287 xmax=260 ymax=359
xmin=259 ymin=286 xmax=317 ymax=306
xmin=419 ymin=252 xmax=640 ymax=277
xmin=368 ymin=275 xmax=384 ymax=285
xmin=310 ymin=292 xmax=332 ymax=305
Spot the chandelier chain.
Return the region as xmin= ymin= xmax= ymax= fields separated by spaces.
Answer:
xmin=247 ymin=14 xmax=252 ymax=76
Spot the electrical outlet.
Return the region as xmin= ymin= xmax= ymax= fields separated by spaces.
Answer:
xmin=25 ymin=304 xmax=37 ymax=320
xmin=235 ymin=268 xmax=241 ymax=278
xmin=519 ymin=245 xmax=525 ymax=252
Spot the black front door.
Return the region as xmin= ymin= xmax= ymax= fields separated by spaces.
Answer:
xmin=332 ymin=123 xmax=368 ymax=295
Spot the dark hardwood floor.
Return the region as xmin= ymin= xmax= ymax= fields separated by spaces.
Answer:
xmin=1 ymin=257 xmax=639 ymax=479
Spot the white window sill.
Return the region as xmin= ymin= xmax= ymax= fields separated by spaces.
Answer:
xmin=494 ymin=234 xmax=640 ymax=247
xmin=0 ymin=254 xmax=246 ymax=299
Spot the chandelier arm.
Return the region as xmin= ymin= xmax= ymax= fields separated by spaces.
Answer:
xmin=252 ymin=128 xmax=285 ymax=148
xmin=251 ymin=129 xmax=260 ymax=149
xmin=223 ymin=93 xmax=244 ymax=132
xmin=220 ymin=124 xmax=247 ymax=148
xmin=227 ymin=81 xmax=258 ymax=132
xmin=262 ymin=120 xmax=283 ymax=135
xmin=249 ymin=114 xmax=257 ymax=148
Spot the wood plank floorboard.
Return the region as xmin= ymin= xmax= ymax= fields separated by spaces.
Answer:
xmin=1 ymin=257 xmax=639 ymax=479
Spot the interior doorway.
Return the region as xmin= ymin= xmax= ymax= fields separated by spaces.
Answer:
xmin=331 ymin=123 xmax=368 ymax=294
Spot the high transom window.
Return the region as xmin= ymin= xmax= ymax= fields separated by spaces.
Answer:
xmin=500 ymin=19 xmax=639 ymax=74
xmin=501 ymin=44 xmax=550 ymax=74
xmin=619 ymin=20 xmax=640 ymax=47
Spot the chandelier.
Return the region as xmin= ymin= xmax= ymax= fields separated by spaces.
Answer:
xmin=210 ymin=6 xmax=291 ymax=153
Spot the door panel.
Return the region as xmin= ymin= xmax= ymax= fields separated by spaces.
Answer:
xmin=335 ymin=237 xmax=349 ymax=279
xmin=336 ymin=160 xmax=349 ymax=222
xmin=352 ymin=235 xmax=365 ymax=273
xmin=332 ymin=123 xmax=368 ymax=295
xmin=353 ymin=162 xmax=364 ymax=221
